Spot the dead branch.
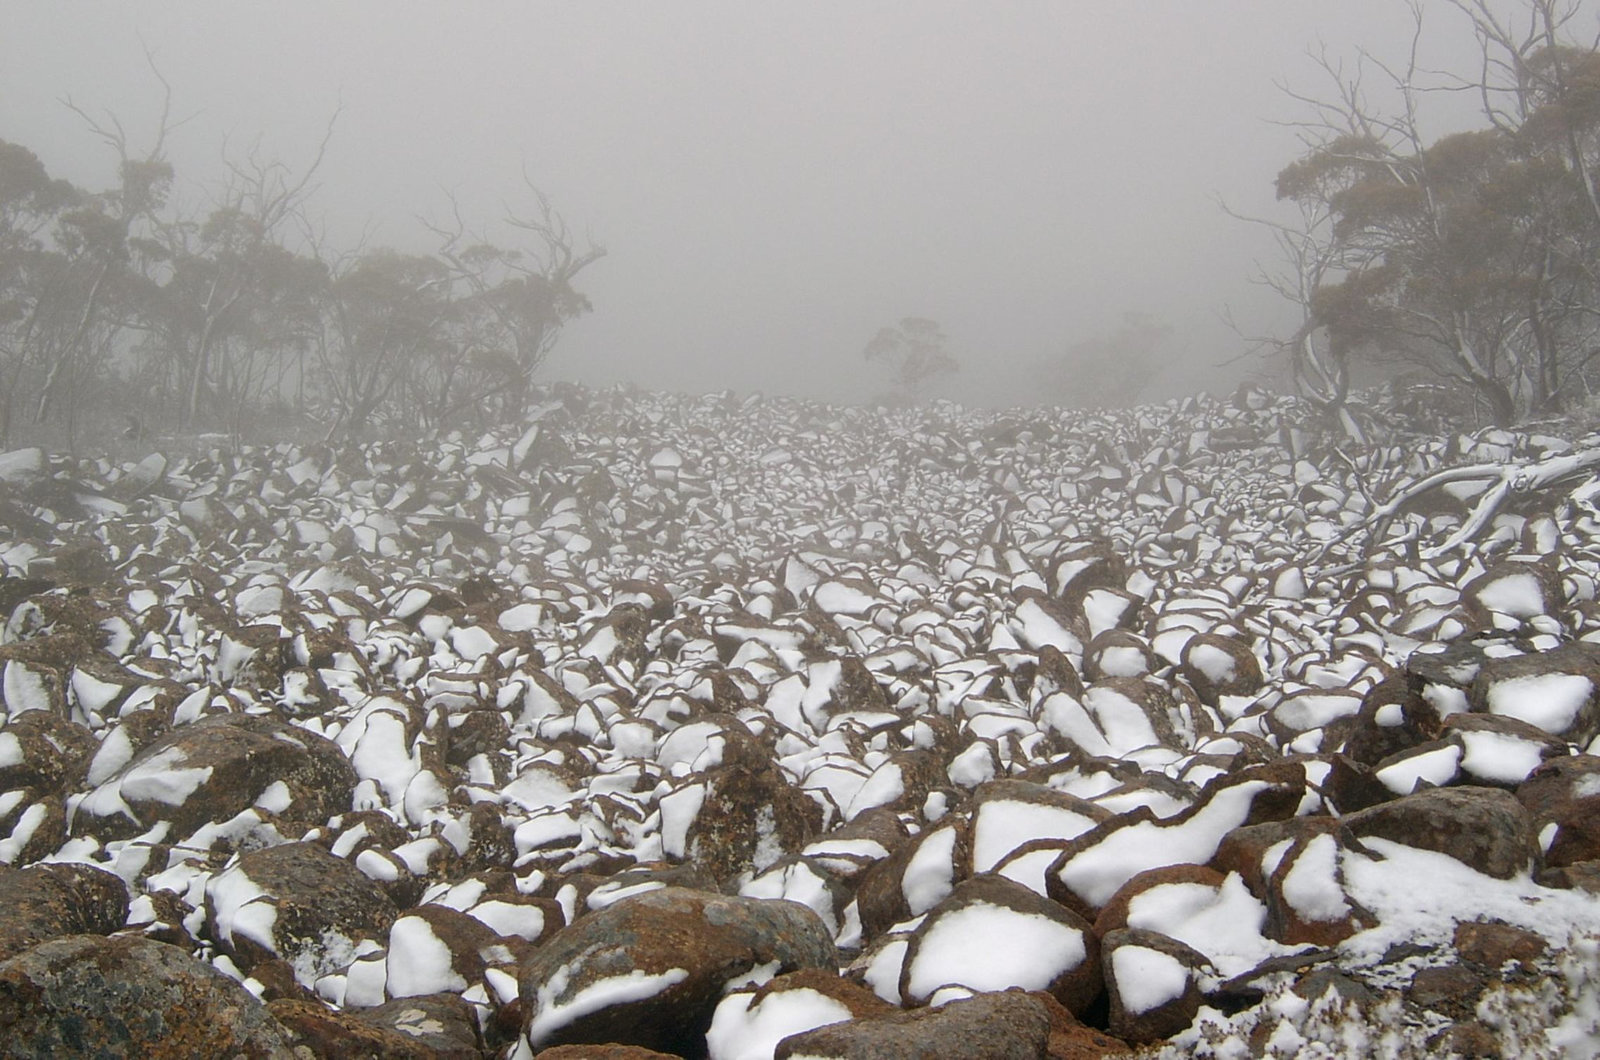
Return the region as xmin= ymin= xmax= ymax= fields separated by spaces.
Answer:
xmin=1317 ymin=441 xmax=1600 ymax=564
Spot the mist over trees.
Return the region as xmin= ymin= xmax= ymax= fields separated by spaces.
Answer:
xmin=0 ymin=91 xmax=602 ymax=452
xmin=12 ymin=2 xmax=1600 ymax=451
xmin=862 ymin=316 xmax=959 ymax=406
xmin=1035 ymin=312 xmax=1172 ymax=410
xmin=1257 ymin=0 xmax=1600 ymax=430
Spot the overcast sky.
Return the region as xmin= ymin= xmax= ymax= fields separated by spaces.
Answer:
xmin=0 ymin=2 xmax=1494 ymax=407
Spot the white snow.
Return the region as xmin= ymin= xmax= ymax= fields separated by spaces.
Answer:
xmin=467 ymin=900 xmax=550 ymax=941
xmin=1012 ymin=597 xmax=1083 ymax=654
xmin=1188 ymin=643 xmax=1239 ymax=685
xmin=2 ymin=662 xmax=51 ymax=716
xmin=70 ymin=669 xmax=124 ymax=715
xmin=861 ymin=937 xmax=909 ymax=1004
xmin=706 ymin=988 xmax=853 ymax=1060
xmin=740 ymin=860 xmax=840 ymax=934
xmin=844 ymin=765 xmax=908 ymax=819
xmin=1374 ymin=743 xmax=1462 ymax=795
xmin=1476 ymin=571 xmax=1549 ymax=618
xmin=206 ymin=864 xmax=278 ymax=954
xmin=1458 ymin=729 xmax=1549 ymax=785
xmin=336 ymin=699 xmax=421 ymax=805
xmin=658 ymin=783 xmax=707 ymax=860
xmin=1272 ymin=692 xmax=1363 ymax=733
xmin=1083 ymin=685 xmax=1164 ymax=758
xmin=1097 ymin=645 xmax=1151 ymax=677
xmin=1124 ymin=873 xmax=1288 ymax=978
xmin=1340 ymin=838 xmax=1600 ymax=959
xmin=117 ymin=746 xmax=214 ymax=806
xmin=0 ymin=802 xmax=48 ymax=865
xmin=903 ymin=902 xmax=1087 ymax=1001
xmin=971 ymin=799 xmax=1101 ymax=875
xmin=1278 ymin=834 xmax=1352 ymax=923
xmin=901 ymin=825 xmax=959 ymax=915
xmin=1486 ymin=672 xmax=1594 ymax=734
xmin=945 ymin=742 xmax=996 ymax=788
xmin=253 ymin=780 xmax=292 ymax=814
xmin=386 ymin=915 xmax=467 ymax=997
xmin=1054 ymin=781 xmax=1274 ymax=908
xmin=813 ymin=580 xmax=881 ymax=616
xmin=526 ymin=965 xmax=690 ymax=1047
xmin=1112 ymin=945 xmax=1190 ymax=1015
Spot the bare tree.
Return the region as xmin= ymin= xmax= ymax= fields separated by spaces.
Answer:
xmin=150 ymin=114 xmax=335 ymax=430
xmin=423 ymin=178 xmax=605 ymax=427
xmin=314 ymin=247 xmax=453 ymax=438
xmin=31 ymin=68 xmax=179 ymax=440
xmin=1225 ymin=194 xmax=1370 ymax=442
xmin=1264 ymin=3 xmax=1600 ymax=426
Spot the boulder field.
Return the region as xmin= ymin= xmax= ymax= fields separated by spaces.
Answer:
xmin=1 ymin=384 xmax=1600 ymax=1057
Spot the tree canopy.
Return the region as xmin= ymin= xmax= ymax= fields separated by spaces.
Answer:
xmin=0 ymin=99 xmax=603 ymax=451
xmin=1258 ymin=0 xmax=1600 ymax=429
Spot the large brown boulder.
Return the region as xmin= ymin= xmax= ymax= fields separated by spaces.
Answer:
xmin=899 ymin=875 xmax=1101 ymax=1015
xmin=1461 ymin=560 xmax=1563 ymax=628
xmin=1261 ymin=832 xmax=1374 ymax=947
xmin=383 ymin=905 xmax=506 ymax=999
xmin=1444 ymin=712 xmax=1568 ymax=789
xmin=205 ymin=841 xmax=399 ymax=986
xmin=1211 ymin=816 xmax=1354 ymax=899
xmin=71 ymin=712 xmax=357 ymax=844
xmin=1468 ymin=641 xmax=1600 ymax=743
xmin=1333 ymin=674 xmax=1442 ymax=768
xmin=0 ymin=712 xmax=97 ymax=795
xmin=1102 ymin=928 xmax=1211 ymax=1045
xmin=775 ymin=990 xmax=1057 ymax=1059
xmin=268 ymin=998 xmax=437 ymax=1058
xmin=658 ymin=721 xmax=821 ymax=888
xmin=1516 ymin=755 xmax=1600 ymax=868
xmin=854 ymin=817 xmax=971 ymax=937
xmin=1344 ymin=785 xmax=1539 ymax=879
xmin=1047 ymin=767 xmax=1306 ymax=917
xmin=1179 ymin=633 xmax=1263 ymax=706
xmin=520 ymin=888 xmax=837 ymax=1055
xmin=0 ymin=934 xmax=299 ymax=1057
xmin=0 ymin=862 xmax=128 ymax=962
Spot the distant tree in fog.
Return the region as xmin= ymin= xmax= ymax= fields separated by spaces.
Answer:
xmin=1039 ymin=312 xmax=1170 ymax=409
xmin=863 ymin=316 xmax=958 ymax=405
xmin=0 ymin=139 xmax=81 ymax=447
xmin=424 ymin=183 xmax=605 ymax=429
xmin=316 ymin=249 xmax=453 ymax=437
xmin=0 ymin=78 xmax=602 ymax=449
xmin=142 ymin=121 xmax=333 ymax=433
xmin=0 ymin=76 xmax=175 ymax=452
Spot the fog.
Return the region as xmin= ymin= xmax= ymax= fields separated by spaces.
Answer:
xmin=0 ymin=1 xmax=1482 ymax=408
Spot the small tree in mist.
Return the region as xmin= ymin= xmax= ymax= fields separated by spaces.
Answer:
xmin=1039 ymin=311 xmax=1171 ymax=409
xmin=863 ymin=316 xmax=958 ymax=405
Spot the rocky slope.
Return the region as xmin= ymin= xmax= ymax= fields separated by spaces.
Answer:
xmin=1 ymin=383 xmax=1600 ymax=1058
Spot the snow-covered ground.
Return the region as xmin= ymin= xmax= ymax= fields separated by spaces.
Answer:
xmin=2 ymin=383 xmax=1600 ymax=1057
